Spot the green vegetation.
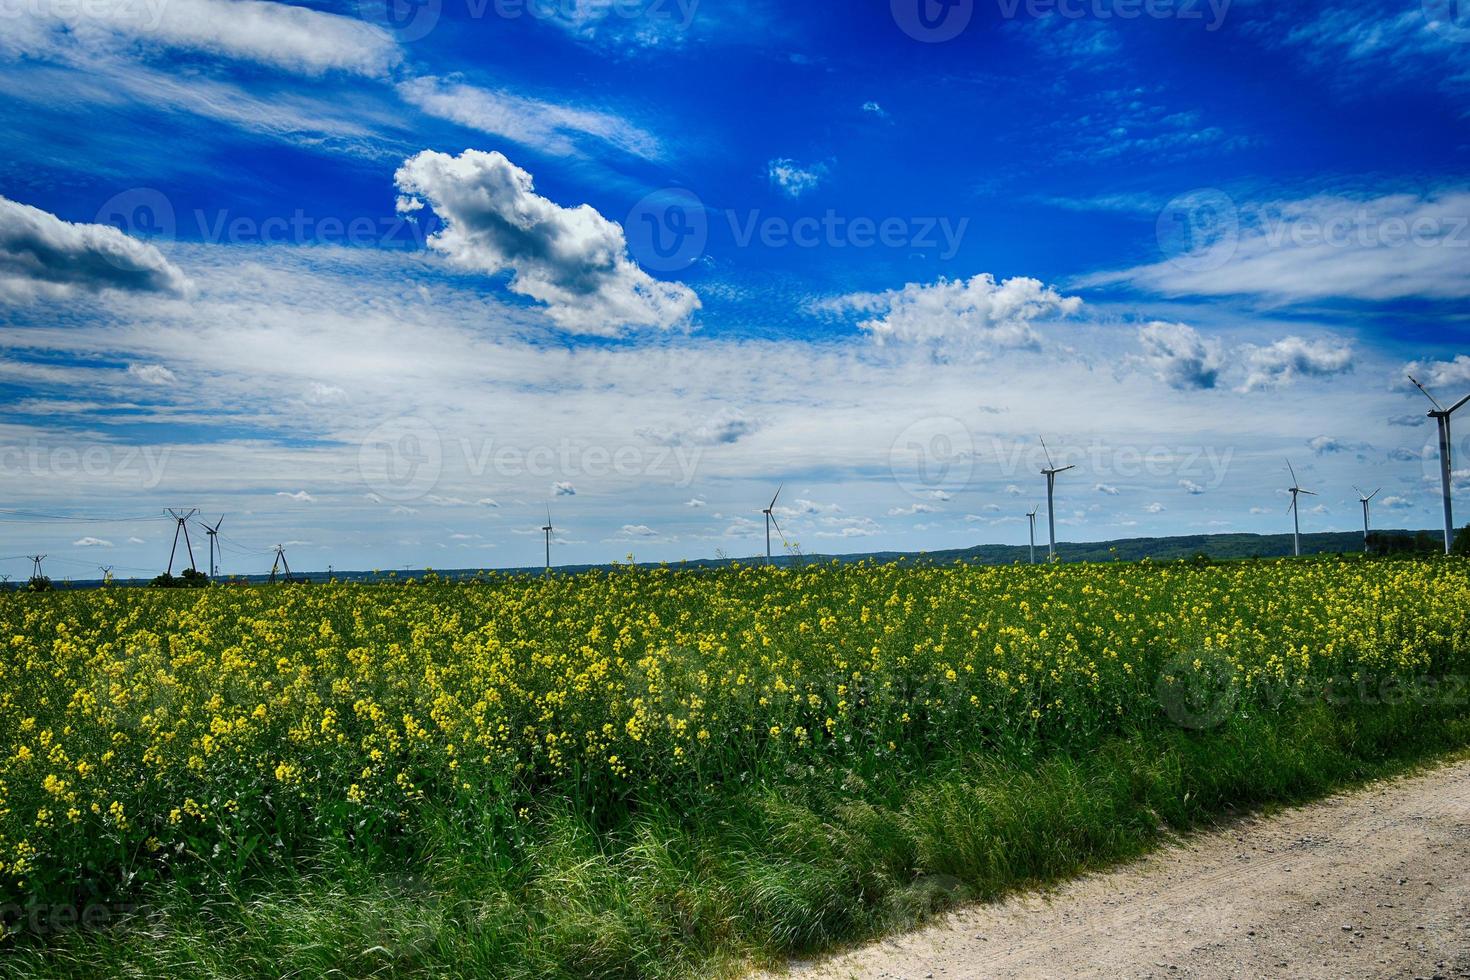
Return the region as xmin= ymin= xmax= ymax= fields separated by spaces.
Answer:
xmin=1 ymin=557 xmax=1467 ymax=977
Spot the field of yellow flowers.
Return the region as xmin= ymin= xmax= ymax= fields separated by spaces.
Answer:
xmin=3 ymin=557 xmax=1470 ymax=977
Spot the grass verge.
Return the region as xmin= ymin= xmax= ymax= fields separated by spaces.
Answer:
xmin=5 ymin=698 xmax=1468 ymax=979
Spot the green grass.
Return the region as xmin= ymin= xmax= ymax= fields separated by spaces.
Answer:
xmin=5 ymin=698 xmax=1468 ymax=979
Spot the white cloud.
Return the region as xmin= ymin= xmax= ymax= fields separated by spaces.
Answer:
xmin=638 ymin=408 xmax=759 ymax=447
xmin=14 ymin=0 xmax=399 ymax=77
xmin=478 ymin=498 xmax=500 ymax=507
xmin=72 ymin=536 xmax=112 ymax=547
xmin=827 ymin=274 xmax=1082 ymax=351
xmin=861 ymin=101 xmax=887 ymax=116
xmin=396 ymin=76 xmax=660 ymax=160
xmin=552 ymin=481 xmax=577 ymax=496
xmin=1308 ymin=435 xmax=1347 ymax=455
xmin=1136 ymin=321 xmax=1222 ymax=391
xmin=1144 ymin=502 xmax=1166 ymax=514
xmin=1085 ymin=190 xmax=1470 ymax=303
xmin=1381 ymin=495 xmax=1414 ymax=510
xmin=1179 ymin=480 xmax=1206 ymax=495
xmin=1403 ymin=355 xmax=1470 ymax=394
xmin=619 ymin=524 xmax=659 ymax=537
xmin=276 ymin=490 xmax=314 ymax=502
xmin=1240 ymin=337 xmax=1354 ymax=392
xmin=1095 ymin=483 xmax=1120 ymax=495
xmin=127 ymin=363 xmax=177 ymax=386
xmin=1004 ymin=484 xmax=1024 ymax=496
xmin=767 ymin=158 xmax=825 ymax=198
xmin=0 ymin=195 xmax=190 ymax=302
xmin=394 ymin=149 xmax=700 ymax=335
xmin=887 ymin=503 xmax=938 ymax=516
xmin=685 ymin=496 xmax=706 ymax=508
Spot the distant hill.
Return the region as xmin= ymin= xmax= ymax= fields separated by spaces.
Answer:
xmin=38 ymin=528 xmax=1451 ymax=588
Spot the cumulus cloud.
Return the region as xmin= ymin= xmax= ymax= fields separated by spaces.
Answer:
xmin=552 ymin=481 xmax=577 ymax=496
xmin=15 ymin=0 xmax=399 ymax=76
xmin=1403 ymin=355 xmax=1470 ymax=394
xmin=767 ymin=158 xmax=825 ymax=198
xmin=0 ymin=196 xmax=190 ymax=302
xmin=638 ymin=408 xmax=760 ymax=447
xmin=1240 ymin=336 xmax=1354 ymax=391
xmin=827 ymin=273 xmax=1082 ymax=351
xmin=72 ymin=536 xmax=112 ymax=547
xmin=477 ymin=498 xmax=500 ymax=507
xmin=394 ymin=149 xmax=700 ymax=335
xmin=1381 ymin=495 xmax=1414 ymax=510
xmin=127 ymin=363 xmax=177 ymax=386
xmin=1095 ymin=483 xmax=1121 ymax=495
xmin=1144 ymin=502 xmax=1166 ymax=514
xmin=619 ymin=524 xmax=658 ymax=537
xmin=396 ymin=76 xmax=659 ymax=160
xmin=1308 ymin=435 xmax=1346 ymax=455
xmin=887 ymin=503 xmax=938 ymax=516
xmin=1387 ymin=447 xmax=1423 ymax=462
xmin=1136 ymin=321 xmax=1222 ymax=390
xmin=1179 ymin=480 xmax=1206 ymax=495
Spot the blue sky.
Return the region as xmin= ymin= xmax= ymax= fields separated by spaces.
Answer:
xmin=0 ymin=0 xmax=1468 ymax=577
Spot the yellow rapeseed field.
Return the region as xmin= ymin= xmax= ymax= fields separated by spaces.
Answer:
xmin=2 ymin=558 xmax=1468 ymax=914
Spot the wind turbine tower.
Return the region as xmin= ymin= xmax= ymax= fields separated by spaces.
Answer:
xmin=762 ymin=485 xmax=787 ymax=565
xmin=1026 ymin=504 xmax=1040 ymax=565
xmin=542 ymin=506 xmax=554 ymax=572
xmin=1039 ymin=438 xmax=1076 ymax=562
xmin=200 ymin=515 xmax=224 ymax=579
xmin=1409 ymin=374 xmax=1470 ymax=555
xmin=1353 ymin=486 xmax=1380 ymax=555
xmin=1286 ymin=460 xmax=1317 ymax=558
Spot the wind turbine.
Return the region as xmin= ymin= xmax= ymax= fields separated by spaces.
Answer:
xmin=199 ymin=515 xmax=224 ymax=579
xmin=542 ymin=506 xmax=554 ymax=572
xmin=1026 ymin=504 xmax=1040 ymax=565
xmin=1353 ymin=486 xmax=1380 ymax=554
xmin=1286 ymin=460 xmax=1317 ymax=558
xmin=165 ymin=507 xmax=198 ymax=575
xmin=1409 ymin=374 xmax=1470 ymax=555
xmin=762 ymin=484 xmax=787 ymax=565
xmin=1039 ymin=438 xmax=1076 ymax=562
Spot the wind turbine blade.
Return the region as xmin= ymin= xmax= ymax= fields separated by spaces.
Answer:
xmin=1370 ymin=488 xmax=1381 ymax=500
xmin=1300 ymin=489 xmax=1318 ymax=496
xmin=1353 ymin=485 xmax=1364 ymax=499
xmin=1286 ymin=459 xmax=1298 ymax=486
xmin=1039 ymin=436 xmax=1055 ymax=471
xmin=769 ymin=513 xmax=787 ymax=546
xmin=769 ymin=483 xmax=783 ymax=511
xmin=1409 ymin=375 xmax=1445 ymax=412
xmin=1448 ymin=393 xmax=1470 ymax=416
xmin=1058 ymin=464 xmax=1077 ymax=474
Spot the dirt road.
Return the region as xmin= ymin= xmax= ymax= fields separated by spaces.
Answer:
xmin=767 ymin=759 xmax=1470 ymax=979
